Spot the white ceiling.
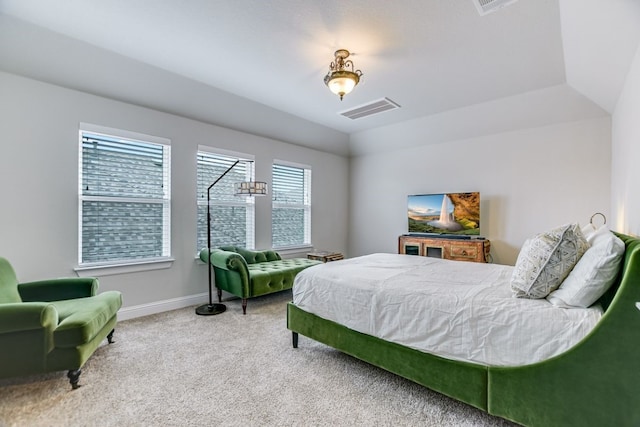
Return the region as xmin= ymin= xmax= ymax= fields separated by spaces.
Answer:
xmin=0 ymin=0 xmax=639 ymax=156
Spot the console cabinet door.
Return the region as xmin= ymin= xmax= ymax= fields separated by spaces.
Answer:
xmin=447 ymin=241 xmax=481 ymax=262
xmin=399 ymin=238 xmax=423 ymax=256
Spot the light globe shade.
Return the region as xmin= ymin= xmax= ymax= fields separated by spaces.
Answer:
xmin=325 ymin=71 xmax=360 ymax=99
xmin=328 ymin=76 xmax=356 ymax=96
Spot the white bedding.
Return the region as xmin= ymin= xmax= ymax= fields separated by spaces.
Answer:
xmin=292 ymin=253 xmax=603 ymax=366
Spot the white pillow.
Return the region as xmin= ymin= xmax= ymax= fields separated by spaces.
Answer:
xmin=547 ymin=228 xmax=624 ymax=308
xmin=511 ymin=223 xmax=589 ymax=299
xmin=581 ymin=223 xmax=597 ymax=241
xmin=581 ymin=223 xmax=608 ymax=243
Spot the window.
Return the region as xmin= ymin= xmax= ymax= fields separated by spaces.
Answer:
xmin=272 ymin=161 xmax=311 ymax=248
xmin=79 ymin=124 xmax=171 ymax=266
xmin=196 ymin=149 xmax=256 ymax=251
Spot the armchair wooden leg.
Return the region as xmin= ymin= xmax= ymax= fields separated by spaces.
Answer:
xmin=242 ymin=298 xmax=247 ymax=315
xmin=217 ymin=288 xmax=222 ymax=303
xmin=107 ymin=329 xmax=115 ymax=344
xmin=67 ymin=369 xmax=81 ymax=390
xmin=292 ymin=332 xmax=298 ymax=348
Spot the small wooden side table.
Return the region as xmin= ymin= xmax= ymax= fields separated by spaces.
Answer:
xmin=307 ymin=251 xmax=344 ymax=262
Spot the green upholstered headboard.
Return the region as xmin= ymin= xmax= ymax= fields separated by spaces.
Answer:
xmin=598 ymin=232 xmax=640 ymax=311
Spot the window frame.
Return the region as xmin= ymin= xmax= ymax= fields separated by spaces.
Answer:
xmin=271 ymin=159 xmax=312 ymax=250
xmin=75 ymin=123 xmax=173 ymax=276
xmin=196 ymin=146 xmax=257 ymax=253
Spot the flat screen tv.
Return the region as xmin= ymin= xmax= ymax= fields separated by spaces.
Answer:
xmin=407 ymin=192 xmax=480 ymax=236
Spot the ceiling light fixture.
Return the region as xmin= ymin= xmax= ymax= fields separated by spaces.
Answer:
xmin=324 ymin=49 xmax=363 ymax=101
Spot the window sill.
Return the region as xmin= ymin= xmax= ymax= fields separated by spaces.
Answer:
xmin=272 ymin=245 xmax=313 ymax=257
xmin=75 ymin=258 xmax=175 ymax=277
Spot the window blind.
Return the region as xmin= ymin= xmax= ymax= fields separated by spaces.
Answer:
xmin=80 ymin=131 xmax=171 ymax=264
xmin=272 ymin=163 xmax=311 ymax=248
xmin=196 ymin=151 xmax=255 ymax=250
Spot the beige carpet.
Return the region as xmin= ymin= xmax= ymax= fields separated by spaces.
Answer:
xmin=0 ymin=291 xmax=517 ymax=426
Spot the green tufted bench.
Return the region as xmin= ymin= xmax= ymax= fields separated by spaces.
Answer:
xmin=199 ymin=246 xmax=322 ymax=314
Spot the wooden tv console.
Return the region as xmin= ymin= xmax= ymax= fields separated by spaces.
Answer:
xmin=398 ymin=235 xmax=491 ymax=263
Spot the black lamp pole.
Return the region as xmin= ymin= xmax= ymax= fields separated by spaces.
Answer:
xmin=195 ymin=160 xmax=240 ymax=316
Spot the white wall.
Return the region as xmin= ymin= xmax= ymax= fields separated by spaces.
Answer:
xmin=349 ymin=117 xmax=612 ymax=265
xmin=612 ymin=41 xmax=640 ymax=236
xmin=560 ymin=0 xmax=640 ymax=113
xmin=0 ymin=71 xmax=349 ymax=312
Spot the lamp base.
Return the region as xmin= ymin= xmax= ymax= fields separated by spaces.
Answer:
xmin=195 ymin=303 xmax=227 ymax=316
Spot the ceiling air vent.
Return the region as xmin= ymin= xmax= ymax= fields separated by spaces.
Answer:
xmin=339 ymin=97 xmax=401 ymax=120
xmin=472 ymin=0 xmax=520 ymax=16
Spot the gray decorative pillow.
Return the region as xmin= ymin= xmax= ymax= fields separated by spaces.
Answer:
xmin=511 ymin=223 xmax=589 ymax=299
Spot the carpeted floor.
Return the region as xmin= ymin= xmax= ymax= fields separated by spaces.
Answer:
xmin=0 ymin=291 xmax=517 ymax=426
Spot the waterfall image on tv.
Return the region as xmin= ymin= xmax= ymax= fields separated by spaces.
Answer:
xmin=407 ymin=192 xmax=480 ymax=236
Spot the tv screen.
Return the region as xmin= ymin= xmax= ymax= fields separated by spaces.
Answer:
xmin=407 ymin=192 xmax=480 ymax=236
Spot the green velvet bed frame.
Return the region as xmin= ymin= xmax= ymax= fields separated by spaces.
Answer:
xmin=287 ymin=232 xmax=640 ymax=426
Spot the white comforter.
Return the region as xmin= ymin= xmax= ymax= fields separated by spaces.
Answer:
xmin=292 ymin=253 xmax=602 ymax=366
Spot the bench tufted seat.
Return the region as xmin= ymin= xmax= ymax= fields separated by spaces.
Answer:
xmin=199 ymin=247 xmax=321 ymax=314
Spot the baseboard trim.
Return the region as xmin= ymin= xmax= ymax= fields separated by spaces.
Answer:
xmin=118 ymin=293 xmax=208 ymax=321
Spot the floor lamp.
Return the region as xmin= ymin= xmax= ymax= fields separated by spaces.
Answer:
xmin=196 ymin=160 xmax=267 ymax=316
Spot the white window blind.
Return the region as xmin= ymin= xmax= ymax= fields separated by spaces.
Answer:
xmin=196 ymin=150 xmax=255 ymax=251
xmin=79 ymin=127 xmax=171 ymax=265
xmin=272 ymin=162 xmax=311 ymax=248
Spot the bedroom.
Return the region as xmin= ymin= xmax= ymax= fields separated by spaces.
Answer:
xmin=1 ymin=0 xmax=639 ymax=425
